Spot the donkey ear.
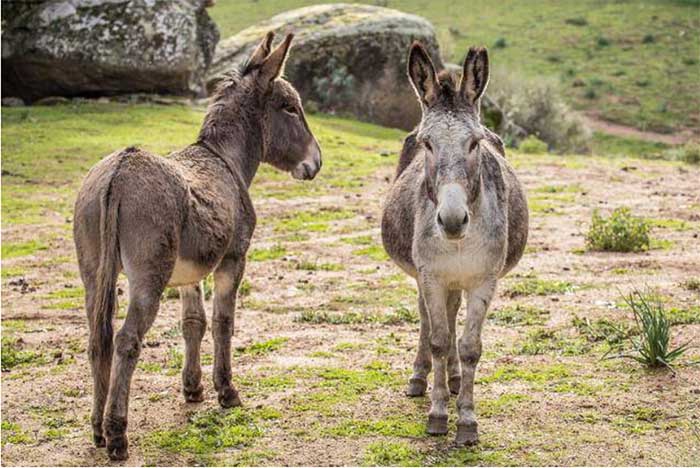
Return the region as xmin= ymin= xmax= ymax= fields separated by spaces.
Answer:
xmin=407 ymin=42 xmax=439 ymax=107
xmin=257 ymin=33 xmax=294 ymax=85
xmin=244 ymin=32 xmax=275 ymax=75
xmin=460 ymin=47 xmax=489 ymax=107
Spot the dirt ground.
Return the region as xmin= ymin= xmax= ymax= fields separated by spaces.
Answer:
xmin=2 ymin=120 xmax=699 ymax=466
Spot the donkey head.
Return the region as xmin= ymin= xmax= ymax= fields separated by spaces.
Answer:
xmin=242 ymin=32 xmax=322 ymax=180
xmin=408 ymin=42 xmax=489 ymax=240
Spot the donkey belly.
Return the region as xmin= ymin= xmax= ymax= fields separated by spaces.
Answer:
xmin=168 ymin=258 xmax=211 ymax=287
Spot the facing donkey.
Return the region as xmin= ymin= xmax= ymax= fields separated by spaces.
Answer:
xmin=381 ymin=43 xmax=528 ymax=445
xmin=73 ymin=32 xmax=321 ymax=460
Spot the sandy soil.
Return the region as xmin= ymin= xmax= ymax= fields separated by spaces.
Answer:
xmin=2 ymin=150 xmax=699 ymax=466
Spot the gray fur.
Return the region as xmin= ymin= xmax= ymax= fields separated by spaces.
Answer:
xmin=73 ymin=32 xmax=321 ymax=461
xmin=381 ymin=42 xmax=529 ymax=445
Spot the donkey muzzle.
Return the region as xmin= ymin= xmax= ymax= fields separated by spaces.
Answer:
xmin=436 ymin=183 xmax=469 ymax=240
xmin=292 ymin=142 xmax=322 ymax=180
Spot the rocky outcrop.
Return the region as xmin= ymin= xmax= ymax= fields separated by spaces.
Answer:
xmin=2 ymin=0 xmax=219 ymax=102
xmin=208 ymin=3 xmax=442 ymax=130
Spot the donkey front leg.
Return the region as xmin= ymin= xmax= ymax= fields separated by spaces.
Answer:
xmin=212 ymin=256 xmax=245 ymax=408
xmin=455 ymin=279 xmax=496 ymax=446
xmin=181 ymin=283 xmax=207 ymax=403
xmin=419 ymin=274 xmax=450 ymax=435
xmin=103 ymin=283 xmax=163 ymax=460
xmin=406 ymin=290 xmax=431 ymax=396
xmin=446 ymin=290 xmax=463 ymax=395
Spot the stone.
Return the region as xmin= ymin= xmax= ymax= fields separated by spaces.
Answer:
xmin=2 ymin=0 xmax=219 ymax=102
xmin=207 ymin=3 xmax=442 ymax=130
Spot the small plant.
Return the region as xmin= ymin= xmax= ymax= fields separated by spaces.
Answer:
xmin=565 ymin=17 xmax=588 ymax=26
xmin=596 ymin=36 xmax=611 ymax=47
xmin=493 ymin=37 xmax=507 ymax=48
xmin=607 ymin=289 xmax=691 ymax=370
xmin=681 ymin=278 xmax=700 ymax=291
xmin=586 ymin=207 xmax=651 ymax=252
xmin=642 ymin=34 xmax=655 ymax=44
xmin=662 ymin=142 xmax=700 ymax=164
xmin=518 ymin=135 xmax=548 ymax=153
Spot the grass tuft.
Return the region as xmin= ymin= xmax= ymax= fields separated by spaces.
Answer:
xmin=606 ymin=289 xmax=691 ymax=370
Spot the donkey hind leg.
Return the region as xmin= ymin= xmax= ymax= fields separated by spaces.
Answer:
xmin=181 ymin=283 xmax=207 ymax=403
xmin=85 ymin=276 xmax=113 ymax=447
xmin=446 ymin=290 xmax=463 ymax=395
xmin=406 ymin=290 xmax=431 ymax=397
xmin=103 ymin=277 xmax=167 ymax=460
xmin=419 ymin=276 xmax=450 ymax=435
xmin=212 ymin=256 xmax=245 ymax=408
xmin=455 ymin=279 xmax=496 ymax=446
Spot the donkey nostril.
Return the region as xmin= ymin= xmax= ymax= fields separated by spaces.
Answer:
xmin=437 ymin=213 xmax=444 ymax=226
xmin=462 ymin=213 xmax=469 ymax=225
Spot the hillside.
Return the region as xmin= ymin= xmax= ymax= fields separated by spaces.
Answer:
xmin=209 ymin=0 xmax=700 ymax=135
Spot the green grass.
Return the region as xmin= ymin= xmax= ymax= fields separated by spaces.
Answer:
xmin=1 ymin=337 xmax=46 ymax=371
xmin=144 ymin=408 xmax=265 ymax=464
xmin=504 ymin=275 xmax=573 ymax=297
xmin=325 ymin=416 xmax=425 ymax=438
xmin=296 ymin=306 xmax=418 ymax=326
xmin=361 ymin=441 xmax=423 ymax=466
xmin=237 ymin=337 xmax=288 ymax=356
xmin=248 ymin=244 xmax=287 ymax=261
xmin=489 ymin=304 xmax=549 ymax=326
xmin=1 ymin=420 xmax=33 ymax=446
xmin=1 ymin=239 xmax=48 ymax=259
xmin=209 ymin=0 xmax=700 ymax=134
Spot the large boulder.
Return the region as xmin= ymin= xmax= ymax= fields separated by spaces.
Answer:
xmin=2 ymin=0 xmax=219 ymax=102
xmin=208 ymin=3 xmax=442 ymax=130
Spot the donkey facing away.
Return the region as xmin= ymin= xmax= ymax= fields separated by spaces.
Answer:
xmin=381 ymin=43 xmax=529 ymax=445
xmin=73 ymin=33 xmax=321 ymax=460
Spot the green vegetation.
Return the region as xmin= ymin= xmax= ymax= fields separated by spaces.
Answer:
xmin=572 ymin=315 xmax=633 ymax=346
xmin=504 ymin=275 xmax=572 ymax=297
xmin=479 ymin=363 xmax=571 ymax=384
xmin=518 ymin=135 xmax=549 ymax=153
xmin=273 ymin=207 xmax=355 ymax=233
xmin=326 ymin=416 xmax=424 ymax=438
xmin=1 ymin=239 xmax=48 ymax=259
xmin=607 ymin=290 xmax=690 ymax=369
xmin=489 ymin=304 xmax=549 ymax=326
xmin=210 ymin=0 xmax=700 ymax=134
xmin=145 ymin=408 xmax=264 ymax=464
xmin=296 ymin=306 xmax=418 ymax=325
xmin=248 ymin=244 xmax=287 ymax=261
xmin=361 ymin=441 xmax=422 ymax=466
xmin=1 ymin=420 xmax=33 ymax=446
xmin=1 ymin=337 xmax=45 ymax=371
xmin=586 ymin=207 xmax=651 ymax=252
xmin=237 ymin=337 xmax=288 ymax=356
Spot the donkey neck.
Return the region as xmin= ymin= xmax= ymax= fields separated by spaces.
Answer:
xmin=197 ymin=107 xmax=264 ymax=187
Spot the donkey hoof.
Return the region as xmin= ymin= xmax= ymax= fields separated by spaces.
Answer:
xmin=427 ymin=415 xmax=449 ymax=435
xmin=184 ymin=384 xmax=205 ymax=403
xmin=93 ymin=433 xmax=106 ymax=448
xmin=218 ymin=387 xmax=242 ymax=408
xmin=448 ymin=375 xmax=461 ymax=395
xmin=455 ymin=422 xmax=479 ymax=446
xmin=106 ymin=435 xmax=129 ymax=461
xmin=405 ymin=378 xmax=427 ymax=397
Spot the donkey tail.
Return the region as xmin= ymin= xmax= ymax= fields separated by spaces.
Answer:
xmin=92 ymin=173 xmax=121 ymax=359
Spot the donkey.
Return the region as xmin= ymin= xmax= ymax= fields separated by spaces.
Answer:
xmin=73 ymin=32 xmax=321 ymax=460
xmin=381 ymin=43 xmax=528 ymax=445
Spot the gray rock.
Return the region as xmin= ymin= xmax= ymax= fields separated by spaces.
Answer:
xmin=1 ymin=97 xmax=26 ymax=107
xmin=34 ymin=96 xmax=70 ymax=106
xmin=207 ymin=3 xmax=442 ymax=130
xmin=2 ymin=0 xmax=219 ymax=102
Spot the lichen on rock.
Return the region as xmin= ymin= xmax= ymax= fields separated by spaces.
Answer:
xmin=2 ymin=0 xmax=219 ymax=101
xmin=207 ymin=3 xmax=442 ymax=130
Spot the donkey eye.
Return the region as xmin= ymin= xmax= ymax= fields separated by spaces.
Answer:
xmin=423 ymin=140 xmax=433 ymax=153
xmin=283 ymin=105 xmax=298 ymax=115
